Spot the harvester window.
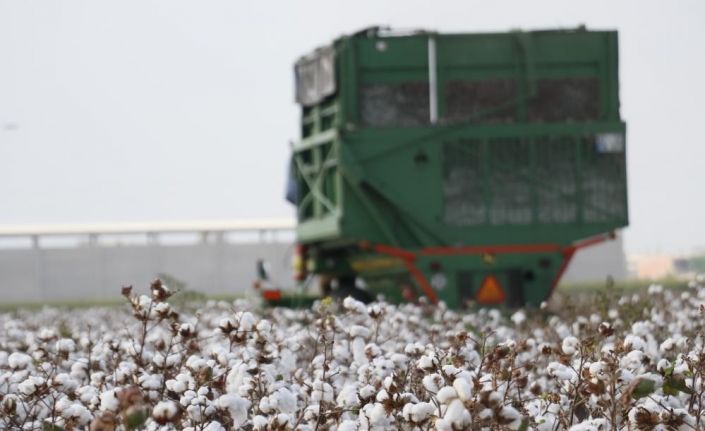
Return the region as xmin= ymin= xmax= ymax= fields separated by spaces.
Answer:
xmin=360 ymin=82 xmax=430 ymax=127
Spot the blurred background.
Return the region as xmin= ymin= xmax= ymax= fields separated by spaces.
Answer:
xmin=1 ymin=0 xmax=704 ymax=303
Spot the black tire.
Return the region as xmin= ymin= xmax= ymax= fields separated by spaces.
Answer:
xmin=332 ymin=276 xmax=374 ymax=303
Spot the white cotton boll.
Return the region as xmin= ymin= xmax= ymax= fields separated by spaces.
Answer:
xmin=8 ymin=352 xmax=31 ymax=370
xmin=217 ymin=393 xmax=250 ymax=428
xmin=547 ymin=362 xmax=576 ymax=381
xmin=202 ymin=421 xmax=226 ymax=431
xmin=417 ymin=354 xmax=436 ymax=370
xmin=62 ymin=403 xmax=92 ymax=425
xmin=657 ymin=358 xmax=671 ymax=373
xmin=436 ymin=386 xmax=457 ymax=404
xmin=365 ymin=343 xmax=382 ymax=358
xmin=56 ymin=338 xmax=76 ymax=353
xmin=499 ymin=406 xmax=522 ymax=430
xmin=273 ymin=387 xmax=297 ymax=413
xmin=675 ymin=337 xmax=689 ymax=350
xmin=648 ymin=284 xmax=663 ymax=295
xmin=402 ymin=403 xmax=413 ymax=421
xmin=76 ymin=385 xmax=99 ymax=407
xmin=349 ymin=325 xmax=370 ymax=338
xmin=562 ymin=336 xmax=580 ymax=355
xmin=166 ymin=375 xmax=189 ymax=394
xmin=624 ymin=335 xmax=646 ymax=351
xmin=259 ymin=396 xmax=273 ymax=414
xmin=153 ymin=401 xmax=178 ymax=420
xmin=237 ymin=312 xmax=256 ymax=332
xmin=51 ymin=373 xmax=78 ymax=392
xmin=390 ymin=353 xmax=409 ymax=367
xmin=337 ymin=383 xmax=360 ymax=408
xmin=343 ymin=296 xmax=367 ymax=314
xmin=70 ymin=361 xmax=88 ymax=380
xmin=383 ymin=376 xmax=395 ymax=391
xmin=99 ymin=390 xmax=119 ymax=411
xmin=139 ymin=373 xmax=163 ymax=390
xmin=535 ymin=414 xmax=559 ymax=431
xmin=338 ymin=419 xmax=358 ymax=431
xmin=501 ymin=338 xmax=517 ymax=350
xmin=660 ymin=338 xmax=676 ymax=354
xmin=422 ymin=373 xmax=442 ymax=393
xmin=435 ymin=417 xmax=453 ymax=431
xmin=453 ymin=378 xmax=473 ymax=401
xmin=617 ymin=369 xmax=635 ymax=385
xmin=620 ymin=350 xmax=646 ymax=371
xmin=252 ymin=415 xmax=268 ymax=430
xmin=256 ymin=319 xmax=271 ymax=333
xmin=410 ymin=401 xmax=436 ymax=423
xmin=510 ymin=310 xmax=526 ymax=326
xmin=359 ymin=385 xmax=376 ymax=399
xmin=589 ymin=361 xmax=609 ymax=380
xmin=18 ymin=376 xmax=41 ymax=395
xmin=444 ymin=398 xmax=471 ymax=427
xmin=404 ymin=342 xmax=425 ymax=356
xmin=368 ymin=402 xmax=390 ymax=426
xmin=311 ymin=381 xmax=334 ymax=403
xmin=376 ymin=389 xmax=390 ymax=403
xmin=351 ymin=337 xmax=367 ymax=365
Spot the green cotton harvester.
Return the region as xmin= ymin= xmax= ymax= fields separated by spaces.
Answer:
xmin=286 ymin=27 xmax=627 ymax=308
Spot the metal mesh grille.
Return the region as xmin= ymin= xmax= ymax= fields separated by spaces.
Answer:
xmin=442 ymin=134 xmax=625 ymax=227
xmin=360 ymin=82 xmax=429 ymax=126
xmin=528 ymin=78 xmax=600 ymax=122
xmin=445 ymin=79 xmax=517 ymax=124
xmin=489 ymin=139 xmax=532 ymax=225
xmin=535 ymin=137 xmax=578 ymax=223
xmin=442 ymin=141 xmax=485 ymax=225
xmin=581 ymin=135 xmax=627 ymax=222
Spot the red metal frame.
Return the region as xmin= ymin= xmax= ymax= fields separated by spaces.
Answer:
xmin=366 ymin=232 xmax=615 ymax=305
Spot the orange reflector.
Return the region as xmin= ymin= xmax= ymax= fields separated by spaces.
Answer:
xmin=476 ymin=275 xmax=506 ymax=304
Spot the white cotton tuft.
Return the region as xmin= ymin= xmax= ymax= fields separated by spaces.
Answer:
xmin=436 ymin=386 xmax=458 ymax=404
xmin=453 ymin=378 xmax=473 ymax=401
xmin=562 ymin=336 xmax=580 ymax=355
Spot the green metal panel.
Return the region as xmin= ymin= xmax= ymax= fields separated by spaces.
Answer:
xmin=291 ymin=27 xmax=627 ymax=307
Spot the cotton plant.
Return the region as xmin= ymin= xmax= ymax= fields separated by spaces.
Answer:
xmin=0 ymin=277 xmax=705 ymax=429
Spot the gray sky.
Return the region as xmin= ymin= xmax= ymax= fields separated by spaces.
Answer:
xmin=1 ymin=0 xmax=704 ymax=255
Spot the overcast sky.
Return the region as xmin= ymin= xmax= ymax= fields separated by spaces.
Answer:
xmin=1 ymin=0 xmax=704 ymax=255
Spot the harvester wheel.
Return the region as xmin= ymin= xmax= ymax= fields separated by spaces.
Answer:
xmin=332 ymin=276 xmax=374 ymax=303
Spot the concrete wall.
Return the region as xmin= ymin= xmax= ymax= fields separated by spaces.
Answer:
xmin=0 ymin=233 xmax=626 ymax=303
xmin=0 ymin=242 xmax=294 ymax=302
xmin=561 ymin=233 xmax=628 ymax=283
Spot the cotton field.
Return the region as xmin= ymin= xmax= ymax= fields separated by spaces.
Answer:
xmin=1 ymin=279 xmax=705 ymax=431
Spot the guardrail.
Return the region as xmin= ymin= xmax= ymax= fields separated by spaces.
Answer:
xmin=0 ymin=218 xmax=297 ymax=249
